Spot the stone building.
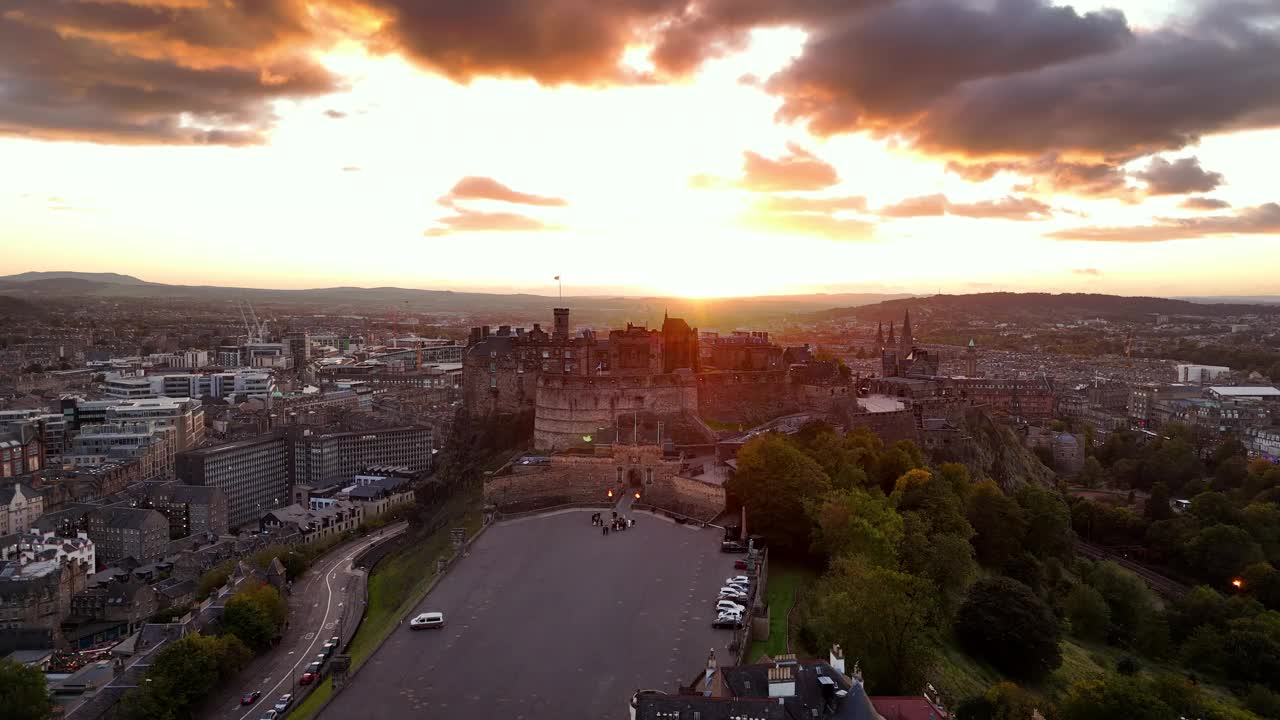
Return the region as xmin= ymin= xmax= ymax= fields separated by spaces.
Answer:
xmin=35 ymin=505 xmax=169 ymax=564
xmin=0 ymin=482 xmax=44 ymax=535
xmin=0 ymin=554 xmax=91 ymax=650
xmin=138 ymin=482 xmax=230 ymax=538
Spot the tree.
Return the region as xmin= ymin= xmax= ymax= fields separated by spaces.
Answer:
xmin=221 ymin=584 xmax=286 ymax=651
xmin=1079 ymin=456 xmax=1106 ymax=489
xmin=1088 ymin=562 xmax=1156 ymax=645
xmin=1065 ymin=584 xmax=1111 ymax=641
xmin=809 ymin=488 xmax=902 ymax=567
xmin=956 ymin=682 xmax=1040 ymax=720
xmin=1189 ymin=491 xmax=1241 ymax=526
xmin=954 ymin=577 xmax=1062 ymax=680
xmin=1145 ymin=482 xmax=1173 ymax=521
xmin=728 ymin=434 xmax=832 ymax=552
xmin=966 ymin=481 xmax=1026 ymax=568
xmin=1016 ymin=484 xmax=1073 ymax=561
xmin=899 ymin=514 xmax=977 ymax=611
xmin=0 ymin=658 xmax=53 ymax=720
xmin=806 ymin=557 xmax=938 ymax=694
xmin=1184 ymin=524 xmax=1265 ymax=587
xmin=1213 ymin=457 xmax=1250 ymax=491
xmin=1059 ymin=676 xmax=1173 ymax=720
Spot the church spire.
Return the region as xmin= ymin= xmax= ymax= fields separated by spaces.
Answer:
xmin=887 ymin=321 xmax=895 ymax=345
xmin=901 ymin=309 xmax=913 ymax=350
xmin=875 ymin=321 xmax=884 ymax=348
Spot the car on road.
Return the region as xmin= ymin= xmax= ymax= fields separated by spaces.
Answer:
xmin=330 ymin=635 xmax=340 ymax=645
xmin=410 ymin=611 xmax=445 ymax=629
xmin=715 ymin=600 xmax=745 ymax=613
xmin=315 ymin=653 xmax=328 ymax=666
xmin=258 ymin=711 xmax=278 ymax=720
xmin=240 ymin=691 xmax=261 ymax=706
xmin=726 ymin=576 xmax=751 ymax=585
xmin=733 ymin=559 xmax=749 ymax=570
xmin=323 ymin=639 xmax=339 ymax=656
xmin=273 ymin=694 xmax=293 ymax=712
xmin=719 ymin=585 xmax=749 ymax=596
xmin=718 ymin=592 xmax=748 ymax=603
xmin=713 ymin=615 xmax=743 ymax=629
xmin=299 ymin=671 xmax=317 ymax=686
xmin=720 ymin=541 xmax=747 ymax=553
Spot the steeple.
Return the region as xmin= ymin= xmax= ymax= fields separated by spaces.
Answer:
xmin=875 ymin=321 xmax=885 ymax=348
xmin=901 ymin=309 xmax=913 ymax=351
xmin=887 ymin=321 xmax=895 ymax=345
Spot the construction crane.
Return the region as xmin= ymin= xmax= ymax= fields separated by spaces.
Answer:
xmin=234 ymin=300 xmax=269 ymax=343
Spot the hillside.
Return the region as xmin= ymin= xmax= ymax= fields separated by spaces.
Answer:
xmin=813 ymin=292 xmax=1280 ymax=323
xmin=932 ymin=408 xmax=1056 ymax=490
xmin=0 ymin=270 xmax=906 ymax=327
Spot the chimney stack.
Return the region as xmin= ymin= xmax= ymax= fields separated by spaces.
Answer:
xmin=767 ymin=665 xmax=795 ymax=698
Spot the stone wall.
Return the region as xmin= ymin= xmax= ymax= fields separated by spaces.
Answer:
xmin=534 ymin=374 xmax=697 ymax=450
xmin=696 ymin=370 xmax=797 ymax=424
xmin=484 ymin=445 xmax=724 ymax=519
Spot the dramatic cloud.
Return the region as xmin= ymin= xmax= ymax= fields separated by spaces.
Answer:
xmin=1047 ymin=203 xmax=1280 ymax=242
xmin=947 ymin=156 xmax=1132 ymax=199
xmin=740 ymin=144 xmax=839 ymax=192
xmin=1072 ymin=268 xmax=1103 ymax=276
xmin=1134 ymin=156 xmax=1224 ymax=195
xmin=442 ymin=177 xmax=568 ymax=207
xmin=424 ymin=209 xmax=561 ymax=237
xmin=1180 ymin=197 xmax=1232 ymax=211
xmin=0 ymin=0 xmax=338 ymax=145
xmin=769 ymin=0 xmax=1131 ymax=140
xmin=325 ymin=110 xmax=349 ymax=119
xmin=764 ymin=0 xmax=1280 ymax=162
xmin=879 ymin=194 xmax=1052 ymax=220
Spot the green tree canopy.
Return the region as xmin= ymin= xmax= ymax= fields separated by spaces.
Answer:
xmin=809 ymin=487 xmax=902 ymax=567
xmin=1059 ymin=676 xmax=1173 ymax=720
xmin=1184 ymin=524 xmax=1265 ymax=587
xmin=1015 ymin=484 xmax=1073 ymax=561
xmin=806 ymin=557 xmax=938 ymax=694
xmin=0 ymin=658 xmax=53 ymax=720
xmin=729 ymin=434 xmax=832 ymax=552
xmin=954 ymin=577 xmax=1062 ymax=680
xmin=966 ymin=481 xmax=1027 ymax=568
xmin=1088 ymin=562 xmax=1157 ymax=644
xmin=221 ymin=583 xmax=286 ymax=651
xmin=1065 ymin=583 xmax=1111 ymax=641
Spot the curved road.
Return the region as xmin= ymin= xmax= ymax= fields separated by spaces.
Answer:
xmin=202 ymin=523 xmax=406 ymax=720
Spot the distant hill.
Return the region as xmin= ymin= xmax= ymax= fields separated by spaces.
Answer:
xmin=0 ymin=271 xmax=153 ymax=285
xmin=0 ymin=270 xmax=906 ymax=327
xmin=0 ymin=295 xmax=44 ymax=319
xmin=812 ymin=292 xmax=1280 ymax=323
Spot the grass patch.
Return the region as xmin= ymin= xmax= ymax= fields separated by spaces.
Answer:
xmin=748 ymin=561 xmax=818 ymax=662
xmin=289 ymin=486 xmax=483 ymax=720
xmin=345 ymin=486 xmax=483 ymax=667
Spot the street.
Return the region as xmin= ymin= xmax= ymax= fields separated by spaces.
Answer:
xmin=199 ymin=523 xmax=406 ymax=720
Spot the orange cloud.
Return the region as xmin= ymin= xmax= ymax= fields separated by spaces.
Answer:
xmin=443 ymin=176 xmax=568 ymax=207
xmin=1046 ymin=203 xmax=1280 ymax=242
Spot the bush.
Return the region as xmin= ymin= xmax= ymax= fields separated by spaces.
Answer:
xmin=954 ymin=577 xmax=1062 ymax=680
xmin=1247 ymin=685 xmax=1280 ymax=719
xmin=1065 ymin=584 xmax=1110 ymax=641
xmin=1116 ymin=656 xmax=1140 ymax=676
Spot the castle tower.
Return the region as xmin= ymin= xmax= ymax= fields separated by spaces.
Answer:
xmin=965 ymin=338 xmax=978 ymax=377
xmin=553 ymin=308 xmax=570 ymax=342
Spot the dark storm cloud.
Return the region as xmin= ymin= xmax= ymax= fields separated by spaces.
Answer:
xmin=0 ymin=0 xmax=337 ymax=145
xmin=1180 ymin=197 xmax=1232 ymax=211
xmin=878 ymin=194 xmax=1052 ymax=220
xmin=911 ymin=2 xmax=1280 ymax=158
xmin=424 ymin=209 xmax=562 ymax=236
xmin=442 ymin=177 xmax=569 ymax=207
xmin=1134 ymin=157 xmax=1224 ymax=195
xmin=1046 ymin=203 xmax=1280 ymax=242
xmin=768 ymin=0 xmax=1131 ymax=139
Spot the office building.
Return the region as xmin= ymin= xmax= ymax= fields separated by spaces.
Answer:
xmin=175 ymin=432 xmax=290 ymax=529
xmin=291 ymin=425 xmax=432 ymax=490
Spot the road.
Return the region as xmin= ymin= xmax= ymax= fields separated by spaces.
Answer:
xmin=201 ymin=523 xmax=406 ymax=720
xmin=319 ymin=509 xmax=739 ymax=720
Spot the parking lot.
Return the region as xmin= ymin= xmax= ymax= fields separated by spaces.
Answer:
xmin=319 ymin=508 xmax=746 ymax=720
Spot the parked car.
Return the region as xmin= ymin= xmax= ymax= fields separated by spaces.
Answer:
xmin=719 ymin=593 xmax=748 ymax=603
xmin=330 ymin=635 xmax=340 ymax=645
xmin=715 ymin=600 xmax=746 ymax=613
xmin=410 ymin=611 xmax=445 ymax=629
xmin=712 ymin=615 xmax=743 ymax=629
xmin=273 ymin=695 xmax=293 ymax=712
xmin=323 ymin=639 xmax=339 ymax=655
xmin=719 ymin=585 xmax=749 ymax=596
xmin=720 ymin=541 xmax=747 ymax=553
xmin=299 ymin=671 xmax=317 ymax=686
xmin=240 ymin=691 xmax=261 ymax=706
xmin=259 ymin=711 xmax=278 ymax=720
xmin=726 ymin=576 xmax=751 ymax=585
xmin=733 ymin=559 xmax=749 ymax=570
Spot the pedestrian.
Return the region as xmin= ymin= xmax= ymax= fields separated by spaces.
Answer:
xmin=604 ymin=525 xmax=610 ymax=536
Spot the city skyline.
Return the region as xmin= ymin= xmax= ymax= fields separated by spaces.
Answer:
xmin=2 ymin=0 xmax=1279 ymax=297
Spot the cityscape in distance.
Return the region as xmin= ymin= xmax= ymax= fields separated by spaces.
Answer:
xmin=3 ymin=2 xmax=1280 ymax=720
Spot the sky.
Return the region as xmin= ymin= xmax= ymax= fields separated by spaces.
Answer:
xmin=0 ymin=0 xmax=1278 ymax=298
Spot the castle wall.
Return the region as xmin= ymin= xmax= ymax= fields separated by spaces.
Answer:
xmin=534 ymin=374 xmax=698 ymax=450
xmin=696 ymin=370 xmax=797 ymax=424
